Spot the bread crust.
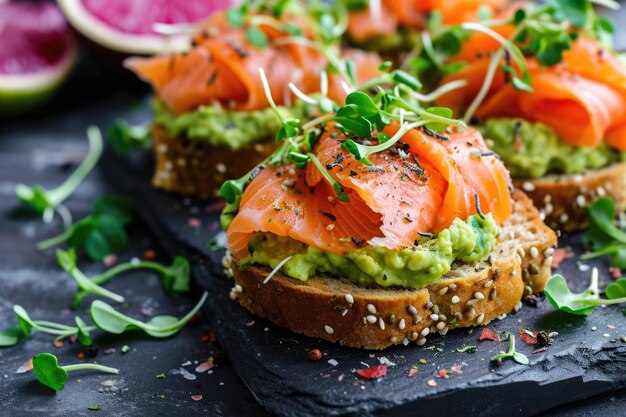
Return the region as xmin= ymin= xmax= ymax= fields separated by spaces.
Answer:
xmin=151 ymin=125 xmax=274 ymax=199
xmin=229 ymin=191 xmax=557 ymax=350
xmin=514 ymin=162 xmax=626 ymax=232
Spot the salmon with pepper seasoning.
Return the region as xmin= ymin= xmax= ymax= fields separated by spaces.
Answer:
xmin=226 ymin=123 xmax=512 ymax=258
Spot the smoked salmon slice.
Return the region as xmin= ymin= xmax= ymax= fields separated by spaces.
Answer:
xmin=126 ymin=11 xmax=382 ymax=113
xmin=437 ymin=37 xmax=626 ymax=150
xmin=227 ymin=124 xmax=512 ymax=258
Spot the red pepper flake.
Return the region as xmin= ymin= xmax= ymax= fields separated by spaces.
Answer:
xmin=608 ymin=267 xmax=622 ymax=279
xmin=143 ymin=249 xmax=156 ymax=261
xmin=551 ymin=248 xmax=573 ymax=268
xmin=188 ymin=218 xmax=201 ymax=228
xmin=437 ymin=369 xmax=449 ymax=379
xmin=407 ymin=368 xmax=418 ymax=378
xmin=450 ymin=364 xmax=464 ymax=374
xmin=54 ymin=340 xmax=64 ymax=348
xmin=206 ymin=200 xmax=226 ymax=212
xmin=427 ymin=379 xmax=437 ymax=387
xmin=356 ymin=364 xmax=388 ymax=380
xmin=308 ymin=349 xmax=322 ymax=361
xmin=77 ymin=352 xmax=86 ymax=360
xmin=15 ymin=358 xmax=33 ymax=374
xmin=518 ymin=329 xmax=538 ymax=345
xmin=532 ymin=346 xmax=549 ymax=354
xmin=479 ymin=328 xmax=500 ymax=342
xmin=103 ymin=254 xmax=117 ymax=267
xmin=104 ymin=348 xmax=116 ymax=355
xmin=191 ymin=395 xmax=203 ymax=402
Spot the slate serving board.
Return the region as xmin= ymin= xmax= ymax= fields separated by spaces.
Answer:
xmin=104 ymin=151 xmax=626 ymax=417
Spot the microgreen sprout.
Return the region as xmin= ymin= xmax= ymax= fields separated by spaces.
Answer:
xmin=14 ymin=126 xmax=103 ymax=227
xmin=89 ymin=292 xmax=208 ymax=338
xmin=66 ymin=253 xmax=190 ymax=309
xmin=108 ymin=119 xmax=152 ymax=155
xmin=0 ymin=305 xmax=95 ymax=347
xmin=544 ymin=268 xmax=626 ymax=316
xmin=580 ymin=197 xmax=626 ymax=268
xmin=37 ymin=196 xmax=133 ymax=261
xmin=32 ymin=353 xmax=118 ymax=392
xmin=491 ymin=333 xmax=529 ymax=365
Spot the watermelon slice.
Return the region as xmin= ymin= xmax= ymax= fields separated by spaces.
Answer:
xmin=57 ymin=0 xmax=233 ymax=55
xmin=0 ymin=2 xmax=76 ymax=115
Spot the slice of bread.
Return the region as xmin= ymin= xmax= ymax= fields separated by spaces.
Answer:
xmin=514 ymin=162 xmax=626 ymax=232
xmin=151 ymin=125 xmax=274 ymax=199
xmin=228 ymin=190 xmax=557 ymax=350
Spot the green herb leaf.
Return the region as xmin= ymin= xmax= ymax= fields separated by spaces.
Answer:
xmin=0 ymin=326 xmax=25 ymax=347
xmin=605 ymin=278 xmax=626 ymax=299
xmin=424 ymin=107 xmax=453 ymax=132
xmin=246 ymin=25 xmax=268 ymax=48
xmin=88 ymin=405 xmax=101 ymax=411
xmin=226 ymin=6 xmax=245 ymax=28
xmin=108 ymin=120 xmax=151 ymax=155
xmin=13 ymin=305 xmax=36 ymax=337
xmin=456 ymin=345 xmax=477 ymax=353
xmin=546 ymin=0 xmax=589 ymax=28
xmin=490 ymin=333 xmax=528 ymax=365
xmin=75 ymin=317 xmax=93 ymax=346
xmin=345 ymin=91 xmax=380 ymax=117
xmin=33 ymin=353 xmax=68 ymax=392
xmin=544 ymin=274 xmax=598 ymax=316
xmin=161 ymin=257 xmax=191 ymax=294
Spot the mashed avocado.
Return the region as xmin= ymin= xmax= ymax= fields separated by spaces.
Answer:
xmin=478 ymin=118 xmax=625 ymax=179
xmin=153 ymin=100 xmax=303 ymax=151
xmin=243 ymin=214 xmax=498 ymax=290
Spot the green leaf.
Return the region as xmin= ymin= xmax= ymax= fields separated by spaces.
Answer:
xmin=246 ymin=25 xmax=268 ymax=48
xmin=341 ymin=140 xmax=372 ymax=165
xmin=546 ymin=0 xmax=589 ymax=28
xmin=75 ymin=317 xmax=93 ymax=346
xmin=13 ymin=305 xmax=35 ymax=337
xmin=14 ymin=185 xmax=50 ymax=215
xmin=33 ymin=353 xmax=69 ymax=392
xmin=586 ymin=198 xmax=626 ymax=243
xmin=512 ymin=351 xmax=530 ymax=365
xmin=544 ymin=274 xmax=597 ymax=316
xmin=335 ymin=116 xmax=373 ymax=138
xmin=93 ymin=196 xmax=133 ymax=226
xmin=0 ymin=327 xmax=25 ymax=347
xmin=345 ymin=91 xmax=380 ymax=117
xmin=107 ymin=120 xmax=151 ymax=155
xmin=605 ymin=278 xmax=626 ymax=299
xmin=424 ymin=107 xmax=453 ymax=133
xmin=84 ymin=231 xmax=113 ymax=262
xmin=162 ymin=257 xmax=190 ymax=294
xmin=226 ymin=7 xmax=245 ymax=28
xmin=512 ymin=76 xmax=533 ymax=93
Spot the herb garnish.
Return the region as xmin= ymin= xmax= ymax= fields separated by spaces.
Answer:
xmin=32 ymin=353 xmax=118 ymax=392
xmin=580 ymin=197 xmax=626 ymax=268
xmin=37 ymin=196 xmax=133 ymax=261
xmin=108 ymin=119 xmax=152 ymax=155
xmin=14 ymin=126 xmax=103 ymax=227
xmin=491 ymin=333 xmax=529 ymax=365
xmin=544 ymin=267 xmax=626 ymax=316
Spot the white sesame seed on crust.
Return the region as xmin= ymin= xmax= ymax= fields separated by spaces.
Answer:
xmin=597 ymin=186 xmax=606 ymax=197
xmin=345 ymin=294 xmax=354 ymax=304
xmin=576 ymin=195 xmax=586 ymax=207
xmin=474 ymin=292 xmax=485 ymax=300
xmin=430 ymin=313 xmax=439 ymax=321
xmin=366 ymin=315 xmax=377 ymax=324
xmin=398 ymin=319 xmax=406 ymax=330
xmin=438 ymin=287 xmax=449 ymax=295
xmin=543 ymin=247 xmax=555 ymax=257
xmin=367 ymin=304 xmax=377 ymax=314
xmin=436 ymin=321 xmax=446 ymax=330
xmin=432 ymin=305 xmax=439 ymax=314
xmin=476 ymin=313 xmax=485 ymax=324
xmin=451 ymin=295 xmax=461 ymax=304
xmin=407 ymin=305 xmax=418 ymax=316
xmin=416 ymin=337 xmax=427 ymax=346
xmin=484 ymin=280 xmax=493 ymax=288
xmin=522 ymin=181 xmax=535 ymax=192
xmin=530 ymin=246 xmax=539 ymax=259
xmin=234 ymin=284 xmax=243 ymax=293
xmin=439 ymin=314 xmax=447 ymax=321
xmin=324 ymin=325 xmax=335 ymax=335
xmin=421 ymin=327 xmax=430 ymax=337
xmin=438 ymin=327 xmax=448 ymax=336
xmin=517 ymin=247 xmax=526 ymax=258
xmin=543 ymin=256 xmax=553 ymax=267
xmin=378 ymin=317 xmax=385 ymax=330
xmin=426 ymin=301 xmax=434 ymax=309
xmin=559 ymin=212 xmax=569 ymax=223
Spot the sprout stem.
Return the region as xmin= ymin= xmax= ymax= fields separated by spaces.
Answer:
xmin=63 ymin=364 xmax=119 ymax=374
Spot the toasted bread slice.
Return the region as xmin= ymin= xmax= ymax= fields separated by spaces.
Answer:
xmin=151 ymin=125 xmax=274 ymax=199
xmin=228 ymin=191 xmax=556 ymax=350
xmin=513 ymin=162 xmax=626 ymax=232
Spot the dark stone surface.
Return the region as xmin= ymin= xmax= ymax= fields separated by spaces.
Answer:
xmin=106 ymin=150 xmax=626 ymax=417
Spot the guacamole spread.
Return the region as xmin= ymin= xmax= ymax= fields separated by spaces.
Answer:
xmin=243 ymin=214 xmax=498 ymax=290
xmin=478 ymin=118 xmax=625 ymax=179
xmin=153 ymin=99 xmax=289 ymax=151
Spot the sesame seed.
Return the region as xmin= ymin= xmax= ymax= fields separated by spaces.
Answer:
xmin=409 ymin=331 xmax=419 ymax=341
xmin=436 ymin=321 xmax=446 ymax=330
xmin=513 ymin=301 xmax=522 ymax=312
xmin=539 ymin=212 xmax=546 ymax=221
xmin=576 ymin=195 xmax=586 ymax=207
xmin=417 ymin=338 xmax=427 ymax=346
xmin=216 ymin=163 xmax=227 ymax=174
xmin=543 ymin=247 xmax=555 ymax=257
xmin=476 ymin=313 xmax=485 ymax=324
xmin=524 ymin=285 xmax=533 ymax=296
xmin=466 ymin=298 xmax=478 ymax=306
xmin=451 ymin=295 xmax=461 ymax=304
xmin=366 ymin=315 xmax=377 ymax=324
xmin=543 ymin=256 xmax=553 ymax=267
xmin=432 ymin=304 xmax=440 ymax=314
xmin=399 ymin=319 xmax=406 ymax=330
xmin=324 ymin=325 xmax=334 ymax=335
xmin=390 ymin=336 xmax=398 ymax=343
xmin=438 ymin=286 xmax=449 ymax=295
xmin=484 ymin=280 xmax=493 ymax=288
xmin=544 ymin=203 xmax=553 ymax=215
xmin=517 ymin=247 xmax=526 ymax=258
xmin=378 ymin=317 xmax=385 ymax=330
xmin=597 ymin=186 xmax=606 ymax=197
xmin=326 ymin=224 xmax=335 ymax=231
xmin=388 ymin=314 xmax=396 ymax=324
xmin=474 ymin=292 xmax=485 ymax=300
xmin=426 ymin=301 xmax=433 ymax=309
xmin=229 ymin=291 xmax=237 ymax=300
xmin=367 ymin=304 xmax=377 ymax=314
xmin=430 ymin=314 xmax=439 ymax=321
xmin=438 ymin=327 xmax=448 ymax=336
xmin=439 ymin=314 xmax=447 ymax=321
xmin=234 ymin=284 xmax=243 ymax=293
xmin=529 ymin=263 xmax=540 ymax=275
xmin=345 ymin=294 xmax=354 ymax=304
xmin=530 ymin=247 xmax=539 ymax=259
xmin=559 ymin=213 xmax=569 ymax=223
xmin=515 ymin=254 xmax=522 ymax=264
xmin=489 ymin=288 xmax=497 ymax=300
xmin=421 ymin=328 xmax=430 ymax=336
xmin=522 ymin=181 xmax=535 ymax=192
xmin=407 ymin=305 xmax=418 ymax=316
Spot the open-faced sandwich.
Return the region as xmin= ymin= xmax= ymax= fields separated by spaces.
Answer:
xmin=222 ymin=70 xmax=556 ymax=349
xmin=125 ymin=2 xmax=381 ymax=198
xmin=431 ymin=0 xmax=626 ymax=231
